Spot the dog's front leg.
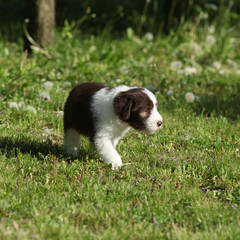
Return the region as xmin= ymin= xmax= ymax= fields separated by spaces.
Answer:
xmin=94 ymin=136 xmax=123 ymax=169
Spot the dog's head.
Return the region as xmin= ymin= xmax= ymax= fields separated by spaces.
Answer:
xmin=113 ymin=87 xmax=163 ymax=134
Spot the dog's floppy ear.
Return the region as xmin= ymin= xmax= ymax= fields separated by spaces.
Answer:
xmin=113 ymin=92 xmax=133 ymax=121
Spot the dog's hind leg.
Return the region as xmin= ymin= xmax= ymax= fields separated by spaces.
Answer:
xmin=64 ymin=128 xmax=80 ymax=158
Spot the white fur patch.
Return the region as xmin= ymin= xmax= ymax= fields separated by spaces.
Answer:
xmin=91 ymin=86 xmax=132 ymax=168
xmin=142 ymin=88 xmax=163 ymax=134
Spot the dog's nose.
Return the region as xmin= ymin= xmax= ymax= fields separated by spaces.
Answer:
xmin=157 ymin=121 xmax=162 ymax=127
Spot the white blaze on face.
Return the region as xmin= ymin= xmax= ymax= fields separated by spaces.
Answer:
xmin=142 ymin=89 xmax=163 ymax=134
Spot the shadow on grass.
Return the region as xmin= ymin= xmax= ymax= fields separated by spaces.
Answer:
xmin=193 ymin=82 xmax=240 ymax=121
xmin=0 ymin=135 xmax=93 ymax=163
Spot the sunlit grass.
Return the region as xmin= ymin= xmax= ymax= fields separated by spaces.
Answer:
xmin=0 ymin=24 xmax=239 ymax=239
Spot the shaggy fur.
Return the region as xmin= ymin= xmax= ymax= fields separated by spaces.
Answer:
xmin=64 ymin=82 xmax=163 ymax=168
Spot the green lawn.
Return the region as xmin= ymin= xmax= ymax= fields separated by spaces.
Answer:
xmin=0 ymin=24 xmax=240 ymax=239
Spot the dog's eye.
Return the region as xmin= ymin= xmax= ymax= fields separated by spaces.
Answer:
xmin=145 ymin=109 xmax=150 ymax=114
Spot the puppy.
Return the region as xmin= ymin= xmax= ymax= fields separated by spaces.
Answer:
xmin=63 ymin=82 xmax=163 ymax=168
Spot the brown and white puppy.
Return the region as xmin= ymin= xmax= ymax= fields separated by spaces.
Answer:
xmin=64 ymin=82 xmax=163 ymax=168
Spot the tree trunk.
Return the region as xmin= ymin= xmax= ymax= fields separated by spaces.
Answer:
xmin=24 ymin=0 xmax=55 ymax=53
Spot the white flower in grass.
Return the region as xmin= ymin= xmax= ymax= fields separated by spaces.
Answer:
xmin=4 ymin=48 xmax=9 ymax=56
xmin=209 ymin=26 xmax=215 ymax=34
xmin=18 ymin=101 xmax=25 ymax=108
xmin=119 ymin=65 xmax=129 ymax=74
xmin=200 ymin=12 xmax=208 ymax=19
xmin=43 ymin=128 xmax=51 ymax=135
xmin=185 ymin=92 xmax=195 ymax=102
xmin=116 ymin=79 xmax=121 ymax=83
xmin=190 ymin=42 xmax=201 ymax=53
xmin=184 ymin=66 xmax=197 ymax=76
xmin=89 ymin=45 xmax=97 ymax=53
xmin=170 ymin=61 xmax=183 ymax=71
xmin=42 ymin=81 xmax=54 ymax=90
xmin=206 ymin=35 xmax=216 ymax=46
xmin=167 ymin=90 xmax=173 ymax=96
xmin=25 ymin=105 xmax=37 ymax=114
xmin=41 ymin=78 xmax=46 ymax=82
xmin=9 ymin=102 xmax=19 ymax=110
xmin=219 ymin=69 xmax=225 ymax=75
xmin=213 ymin=61 xmax=221 ymax=70
xmin=63 ymin=81 xmax=72 ymax=88
xmin=147 ymin=56 xmax=155 ymax=63
xmin=145 ymin=32 xmax=154 ymax=41
xmin=39 ymin=92 xmax=51 ymax=101
xmin=181 ymin=135 xmax=191 ymax=141
xmin=56 ymin=111 xmax=64 ymax=117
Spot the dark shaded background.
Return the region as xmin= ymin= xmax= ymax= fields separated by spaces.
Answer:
xmin=0 ymin=0 xmax=240 ymax=40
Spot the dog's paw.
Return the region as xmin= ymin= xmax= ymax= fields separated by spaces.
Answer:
xmin=65 ymin=146 xmax=79 ymax=158
xmin=111 ymin=163 xmax=122 ymax=170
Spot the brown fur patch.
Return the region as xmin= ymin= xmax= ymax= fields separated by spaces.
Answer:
xmin=64 ymin=82 xmax=106 ymax=138
xmin=113 ymin=88 xmax=153 ymax=131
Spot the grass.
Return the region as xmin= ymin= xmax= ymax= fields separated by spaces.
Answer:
xmin=0 ymin=22 xmax=240 ymax=239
